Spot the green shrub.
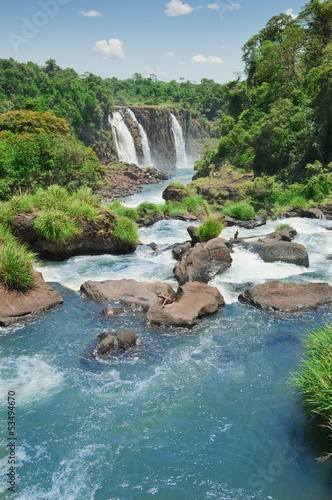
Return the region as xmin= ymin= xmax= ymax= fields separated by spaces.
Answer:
xmin=197 ymin=216 xmax=223 ymax=242
xmin=113 ymin=216 xmax=138 ymax=245
xmin=108 ymin=200 xmax=139 ymax=221
xmin=181 ymin=195 xmax=207 ymax=216
xmin=0 ymin=225 xmax=36 ymax=291
xmin=34 ymin=209 xmax=82 ymax=243
xmin=222 ymin=201 xmax=256 ymax=220
xmin=293 ymin=325 xmax=332 ymax=419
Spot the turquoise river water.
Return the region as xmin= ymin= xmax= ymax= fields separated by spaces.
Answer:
xmin=1 ymin=162 xmax=332 ymax=499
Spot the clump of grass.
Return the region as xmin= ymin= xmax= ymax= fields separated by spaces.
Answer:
xmin=34 ymin=209 xmax=82 ymax=243
xmin=113 ymin=216 xmax=138 ymax=245
xmin=181 ymin=195 xmax=207 ymax=216
xmin=0 ymin=224 xmax=36 ymax=291
xmin=108 ymin=200 xmax=139 ymax=221
xmin=164 ymin=201 xmax=187 ymax=218
xmin=197 ymin=216 xmax=223 ymax=242
xmin=136 ymin=202 xmax=163 ymax=216
xmin=222 ymin=201 xmax=256 ymax=220
xmin=275 ymin=223 xmax=290 ymax=231
xmin=9 ymin=192 xmax=36 ymax=214
xmin=293 ymin=325 xmax=332 ymax=419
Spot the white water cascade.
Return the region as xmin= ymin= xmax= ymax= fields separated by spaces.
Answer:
xmin=170 ymin=113 xmax=188 ymax=168
xmin=127 ymin=109 xmax=152 ymax=167
xmin=109 ymin=111 xmax=139 ymax=165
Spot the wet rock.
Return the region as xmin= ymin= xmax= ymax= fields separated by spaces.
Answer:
xmin=147 ymin=281 xmax=224 ymax=328
xmin=81 ymin=278 xmax=176 ymax=313
xmin=239 ymin=281 xmax=332 ymax=313
xmin=116 ymin=328 xmax=138 ymax=348
xmin=103 ymin=303 xmax=126 ymax=317
xmin=319 ymin=203 xmax=332 ymax=219
xmin=223 ymin=215 xmax=267 ymax=229
xmin=172 ymin=242 xmax=191 ymax=261
xmin=173 ymin=238 xmax=232 ymax=285
xmin=162 ymin=185 xmax=186 ymax=203
xmin=280 ymin=208 xmax=325 ymax=219
xmin=0 ymin=271 xmax=63 ymax=327
xmin=187 ymin=225 xmax=200 ymax=245
xmin=265 ymin=227 xmax=297 ymax=242
xmin=243 ymin=240 xmax=309 ymax=267
xmin=95 ymin=334 xmax=116 ymax=356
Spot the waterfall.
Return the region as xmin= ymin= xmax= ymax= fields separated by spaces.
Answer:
xmin=170 ymin=113 xmax=188 ymax=168
xmin=127 ymin=109 xmax=153 ymax=167
xmin=109 ymin=111 xmax=138 ymax=165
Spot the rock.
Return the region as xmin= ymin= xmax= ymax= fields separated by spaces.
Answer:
xmin=318 ymin=203 xmax=332 ymax=219
xmin=0 ymin=271 xmax=63 ymax=327
xmin=103 ymin=304 xmax=126 ymax=317
xmin=147 ymin=281 xmax=224 ymax=328
xmin=173 ymin=238 xmax=232 ymax=285
xmin=172 ymin=242 xmax=191 ymax=261
xmin=265 ymin=227 xmax=297 ymax=242
xmin=187 ymin=225 xmax=200 ymax=245
xmin=116 ymin=328 xmax=138 ymax=348
xmin=223 ymin=215 xmax=267 ymax=229
xmin=238 ymin=281 xmax=332 ymax=313
xmin=281 ymin=208 xmax=325 ymax=219
xmin=11 ymin=210 xmax=137 ymax=261
xmin=81 ymin=278 xmax=176 ymax=312
xmin=162 ymin=185 xmax=186 ymax=203
xmin=243 ymin=240 xmax=309 ymax=267
xmin=95 ymin=334 xmax=116 ymax=356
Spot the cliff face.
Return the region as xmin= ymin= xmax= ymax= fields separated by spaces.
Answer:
xmin=112 ymin=106 xmax=209 ymax=169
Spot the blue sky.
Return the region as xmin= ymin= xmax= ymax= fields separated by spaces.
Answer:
xmin=1 ymin=0 xmax=306 ymax=83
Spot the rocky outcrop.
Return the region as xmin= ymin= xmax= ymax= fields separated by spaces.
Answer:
xmin=172 ymin=242 xmax=191 ymax=261
xmin=81 ymin=278 xmax=176 ymax=312
xmin=318 ymin=203 xmax=332 ymax=219
xmin=280 ymin=208 xmax=325 ymax=219
xmin=223 ymin=215 xmax=267 ymax=229
xmin=240 ymin=240 xmax=309 ymax=267
xmin=173 ymin=237 xmax=232 ymax=285
xmin=94 ymin=328 xmax=138 ymax=356
xmin=147 ymin=281 xmax=224 ymax=328
xmin=162 ymin=185 xmax=186 ymax=203
xmin=11 ymin=210 xmax=137 ymax=261
xmin=239 ymin=281 xmax=332 ymax=313
xmin=0 ymin=271 xmax=63 ymax=326
xmin=96 ymin=163 xmax=169 ymax=202
xmin=265 ymin=227 xmax=297 ymax=241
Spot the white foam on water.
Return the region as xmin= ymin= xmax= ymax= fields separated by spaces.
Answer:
xmin=0 ymin=355 xmax=64 ymax=406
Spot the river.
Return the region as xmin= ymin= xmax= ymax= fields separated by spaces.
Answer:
xmin=1 ymin=160 xmax=332 ymax=499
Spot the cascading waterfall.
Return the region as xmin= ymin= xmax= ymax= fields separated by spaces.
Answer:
xmin=127 ymin=109 xmax=152 ymax=167
xmin=170 ymin=113 xmax=188 ymax=168
xmin=109 ymin=111 xmax=139 ymax=165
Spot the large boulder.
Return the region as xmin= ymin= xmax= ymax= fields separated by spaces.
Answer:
xmin=81 ymin=278 xmax=176 ymax=312
xmin=147 ymin=281 xmax=224 ymax=328
xmin=0 ymin=271 xmax=63 ymax=326
xmin=238 ymin=281 xmax=332 ymax=313
xmin=244 ymin=240 xmax=309 ymax=267
xmin=162 ymin=184 xmax=186 ymax=203
xmin=173 ymin=237 xmax=232 ymax=285
xmin=11 ymin=210 xmax=137 ymax=261
xmin=265 ymin=227 xmax=297 ymax=242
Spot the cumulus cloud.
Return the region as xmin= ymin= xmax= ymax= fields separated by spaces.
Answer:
xmin=93 ymin=39 xmax=124 ymax=59
xmin=208 ymin=55 xmax=222 ymax=64
xmin=80 ymin=9 xmax=101 ymax=17
xmin=164 ymin=0 xmax=194 ymax=16
xmin=226 ymin=3 xmax=241 ymax=10
xmin=192 ymin=54 xmax=222 ymax=64
xmin=207 ymin=3 xmax=219 ymax=10
xmin=192 ymin=54 xmax=208 ymax=63
xmin=286 ymin=8 xmax=298 ymax=19
xmin=165 ymin=51 xmax=174 ymax=57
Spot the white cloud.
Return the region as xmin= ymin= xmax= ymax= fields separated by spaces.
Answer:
xmin=165 ymin=51 xmax=174 ymax=57
xmin=192 ymin=53 xmax=223 ymax=64
xmin=207 ymin=3 xmax=219 ymax=10
xmin=208 ymin=55 xmax=222 ymax=64
xmin=286 ymin=8 xmax=298 ymax=20
xmin=80 ymin=9 xmax=101 ymax=17
xmin=192 ymin=54 xmax=208 ymax=63
xmin=179 ymin=61 xmax=185 ymax=65
xmin=164 ymin=0 xmax=194 ymax=16
xmin=226 ymin=3 xmax=241 ymax=10
xmin=93 ymin=39 xmax=124 ymax=59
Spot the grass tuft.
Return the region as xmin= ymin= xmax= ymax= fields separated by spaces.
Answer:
xmin=34 ymin=209 xmax=82 ymax=243
xmin=222 ymin=201 xmax=256 ymax=220
xmin=197 ymin=216 xmax=223 ymax=242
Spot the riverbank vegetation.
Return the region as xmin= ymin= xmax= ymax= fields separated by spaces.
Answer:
xmin=293 ymin=324 xmax=332 ymax=460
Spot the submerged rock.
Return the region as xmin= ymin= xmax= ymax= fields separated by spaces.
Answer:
xmin=243 ymin=240 xmax=309 ymax=267
xmin=95 ymin=334 xmax=116 ymax=356
xmin=238 ymin=281 xmax=332 ymax=313
xmin=81 ymin=278 xmax=176 ymax=312
xmin=0 ymin=271 xmax=63 ymax=327
xmin=147 ymin=281 xmax=224 ymax=328
xmin=94 ymin=328 xmax=138 ymax=356
xmin=117 ymin=328 xmax=138 ymax=348
xmin=173 ymin=237 xmax=232 ymax=285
